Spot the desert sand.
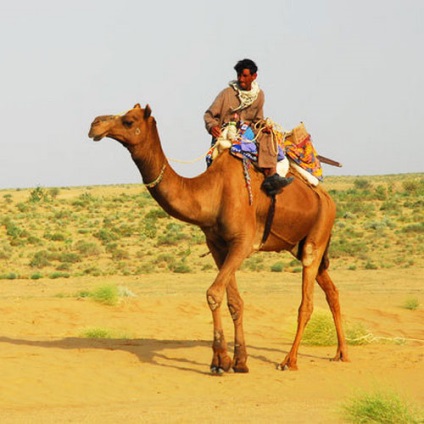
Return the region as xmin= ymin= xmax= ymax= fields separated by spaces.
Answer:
xmin=0 ymin=268 xmax=422 ymax=423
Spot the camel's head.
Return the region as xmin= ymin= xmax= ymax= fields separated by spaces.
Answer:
xmin=88 ymin=103 xmax=153 ymax=147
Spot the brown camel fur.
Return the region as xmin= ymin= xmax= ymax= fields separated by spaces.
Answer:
xmin=88 ymin=103 xmax=349 ymax=373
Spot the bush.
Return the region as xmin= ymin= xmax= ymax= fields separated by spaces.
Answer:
xmin=270 ymin=261 xmax=284 ymax=272
xmin=90 ymin=284 xmax=120 ymax=306
xmin=48 ymin=272 xmax=70 ymax=279
xmin=342 ymin=389 xmax=422 ymax=423
xmin=145 ymin=208 xmax=169 ymax=219
xmin=74 ymin=241 xmax=102 ymax=257
xmin=302 ymin=313 xmax=337 ymax=346
xmin=29 ymin=187 xmax=49 ymax=203
xmin=172 ymin=262 xmax=191 ymax=273
xmin=29 ymin=250 xmax=52 ymax=268
xmin=402 ymin=297 xmax=420 ymax=311
xmin=0 ymin=273 xmax=18 ymax=280
xmin=354 ymin=178 xmax=372 ymax=190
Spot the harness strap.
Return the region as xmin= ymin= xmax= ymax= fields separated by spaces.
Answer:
xmin=261 ymin=195 xmax=276 ymax=246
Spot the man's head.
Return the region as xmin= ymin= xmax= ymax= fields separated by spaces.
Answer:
xmin=234 ymin=58 xmax=258 ymax=91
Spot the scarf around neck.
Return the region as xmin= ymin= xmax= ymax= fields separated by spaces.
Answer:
xmin=229 ymin=80 xmax=260 ymax=112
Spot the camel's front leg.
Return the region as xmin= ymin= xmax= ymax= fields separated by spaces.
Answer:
xmin=206 ymin=241 xmax=252 ymax=374
xmin=209 ymin=305 xmax=233 ymax=374
xmin=207 ymin=268 xmax=242 ymax=374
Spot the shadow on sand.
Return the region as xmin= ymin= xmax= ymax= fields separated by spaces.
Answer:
xmin=0 ymin=336 xmax=329 ymax=375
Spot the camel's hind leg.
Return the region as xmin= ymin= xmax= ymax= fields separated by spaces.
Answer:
xmin=316 ymin=268 xmax=350 ymax=362
xmin=279 ymin=244 xmax=349 ymax=371
xmin=279 ymin=258 xmax=317 ymax=371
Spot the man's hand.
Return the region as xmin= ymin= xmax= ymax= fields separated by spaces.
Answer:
xmin=211 ymin=126 xmax=222 ymax=138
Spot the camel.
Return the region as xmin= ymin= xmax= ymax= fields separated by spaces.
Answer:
xmin=88 ymin=103 xmax=349 ymax=374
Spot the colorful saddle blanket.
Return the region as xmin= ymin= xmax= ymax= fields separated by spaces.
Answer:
xmin=218 ymin=121 xmax=323 ymax=181
xmin=283 ymin=122 xmax=323 ymax=181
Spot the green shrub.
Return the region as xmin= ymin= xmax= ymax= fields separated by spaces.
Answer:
xmin=354 ymin=178 xmax=372 ymax=190
xmin=111 ymin=248 xmax=130 ymax=260
xmin=402 ymin=179 xmax=423 ymax=195
xmin=29 ymin=187 xmax=49 ymax=203
xmin=48 ymin=272 xmax=70 ymax=279
xmin=172 ymin=262 xmax=191 ymax=273
xmin=342 ymin=389 xmax=422 ymax=423
xmin=44 ymin=232 xmax=66 ymax=241
xmin=401 ymin=223 xmax=424 ymax=234
xmin=80 ymin=328 xmax=113 ymax=339
xmin=90 ymin=284 xmax=120 ymax=306
xmin=402 ymin=297 xmax=420 ymax=311
xmin=74 ymin=241 xmax=102 ymax=257
xmin=364 ymin=261 xmax=378 ymax=270
xmin=0 ymin=273 xmax=18 ymax=280
xmin=302 ymin=313 xmax=336 ymax=346
xmin=242 ymin=256 xmax=265 ymax=272
xmin=270 ymin=261 xmax=284 ymax=272
xmin=145 ymin=208 xmax=169 ymax=219
xmin=29 ymin=250 xmax=52 ymax=268
xmin=94 ymin=228 xmax=119 ymax=244
xmin=58 ymin=252 xmax=81 ymax=263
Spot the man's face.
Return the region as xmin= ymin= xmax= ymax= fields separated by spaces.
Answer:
xmin=237 ymin=69 xmax=257 ymax=90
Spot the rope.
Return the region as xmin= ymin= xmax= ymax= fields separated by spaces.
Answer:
xmin=167 ymin=148 xmax=211 ymax=164
xmin=253 ymin=118 xmax=283 ymax=156
xmin=347 ymin=334 xmax=424 ymax=344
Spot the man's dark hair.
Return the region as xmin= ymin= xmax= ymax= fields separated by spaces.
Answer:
xmin=234 ymin=59 xmax=258 ymax=76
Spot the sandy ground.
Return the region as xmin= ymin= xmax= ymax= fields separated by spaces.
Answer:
xmin=0 ymin=269 xmax=422 ymax=423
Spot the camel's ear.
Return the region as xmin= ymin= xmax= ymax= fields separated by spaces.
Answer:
xmin=144 ymin=104 xmax=152 ymax=119
xmin=133 ymin=103 xmax=141 ymax=109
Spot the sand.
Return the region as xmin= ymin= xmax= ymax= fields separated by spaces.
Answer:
xmin=0 ymin=269 xmax=422 ymax=423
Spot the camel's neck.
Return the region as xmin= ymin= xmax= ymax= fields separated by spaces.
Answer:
xmin=128 ymin=121 xmax=211 ymax=226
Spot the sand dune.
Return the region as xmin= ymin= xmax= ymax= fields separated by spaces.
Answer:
xmin=0 ymin=269 xmax=422 ymax=423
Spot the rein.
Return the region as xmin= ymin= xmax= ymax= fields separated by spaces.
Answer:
xmin=144 ymin=163 xmax=167 ymax=189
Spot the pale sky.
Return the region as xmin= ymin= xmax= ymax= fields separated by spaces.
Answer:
xmin=1 ymin=0 xmax=423 ymax=189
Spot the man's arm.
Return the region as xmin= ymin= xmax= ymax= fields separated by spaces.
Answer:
xmin=204 ymin=89 xmax=227 ymax=135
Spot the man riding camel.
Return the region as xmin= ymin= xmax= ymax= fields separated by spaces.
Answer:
xmin=204 ymin=58 xmax=293 ymax=195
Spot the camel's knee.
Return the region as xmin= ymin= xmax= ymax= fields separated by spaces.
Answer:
xmin=206 ymin=288 xmax=224 ymax=311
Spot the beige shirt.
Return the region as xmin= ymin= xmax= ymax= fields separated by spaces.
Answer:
xmin=204 ymin=86 xmax=265 ymax=134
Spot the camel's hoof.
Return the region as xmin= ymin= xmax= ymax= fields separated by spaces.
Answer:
xmin=277 ymin=363 xmax=289 ymax=371
xmin=330 ymin=355 xmax=350 ymax=363
xmin=233 ymin=364 xmax=249 ymax=373
xmin=210 ymin=366 xmax=225 ymax=375
xmin=277 ymin=362 xmax=297 ymax=371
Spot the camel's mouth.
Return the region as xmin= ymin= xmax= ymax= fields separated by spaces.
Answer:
xmin=88 ymin=127 xmax=107 ymax=141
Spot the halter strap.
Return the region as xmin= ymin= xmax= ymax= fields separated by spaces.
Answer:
xmin=144 ymin=163 xmax=167 ymax=188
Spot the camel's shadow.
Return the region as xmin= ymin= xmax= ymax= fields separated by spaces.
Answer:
xmin=0 ymin=335 xmax=320 ymax=375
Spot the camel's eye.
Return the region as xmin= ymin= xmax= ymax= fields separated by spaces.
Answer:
xmin=123 ymin=119 xmax=133 ymax=128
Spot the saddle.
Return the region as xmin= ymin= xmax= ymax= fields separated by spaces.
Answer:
xmin=209 ymin=120 xmax=322 ymax=187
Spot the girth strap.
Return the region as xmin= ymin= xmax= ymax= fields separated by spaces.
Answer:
xmin=261 ymin=195 xmax=276 ymax=246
